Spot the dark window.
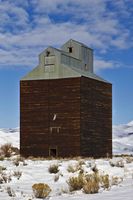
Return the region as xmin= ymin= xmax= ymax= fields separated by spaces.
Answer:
xmin=50 ymin=127 xmax=60 ymax=133
xmin=68 ymin=47 xmax=73 ymax=53
xmin=49 ymin=148 xmax=57 ymax=157
xmin=46 ymin=51 xmax=50 ymax=56
xmin=84 ymin=64 xmax=88 ymax=70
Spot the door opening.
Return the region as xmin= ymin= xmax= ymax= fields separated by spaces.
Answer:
xmin=49 ymin=147 xmax=58 ymax=157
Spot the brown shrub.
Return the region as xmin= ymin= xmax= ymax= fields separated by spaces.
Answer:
xmin=109 ymin=159 xmax=124 ymax=168
xmin=0 ymin=166 xmax=6 ymax=172
xmin=10 ymin=146 xmax=19 ymax=155
xmin=13 ymin=171 xmax=22 ymax=180
xmin=48 ymin=164 xmax=59 ymax=174
xmin=100 ymin=174 xmax=110 ymax=189
xmin=67 ymin=164 xmax=77 ymax=173
xmin=67 ymin=171 xmax=110 ymax=194
xmin=0 ymin=172 xmax=12 ymax=184
xmin=83 ymin=173 xmax=100 ymax=194
xmin=67 ymin=173 xmax=84 ymax=191
xmin=0 ymin=143 xmax=12 ymax=157
xmin=12 ymin=156 xmax=26 ymax=166
xmin=32 ymin=183 xmax=51 ymax=198
xmin=0 ymin=156 xmax=4 ymax=161
xmin=111 ymin=176 xmax=123 ymax=186
xmin=67 ymin=163 xmax=83 ymax=173
xmin=125 ymin=156 xmax=133 ymax=164
xmin=54 ymin=174 xmax=59 ymax=182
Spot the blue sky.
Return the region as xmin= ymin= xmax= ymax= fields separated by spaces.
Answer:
xmin=0 ymin=0 xmax=133 ymax=128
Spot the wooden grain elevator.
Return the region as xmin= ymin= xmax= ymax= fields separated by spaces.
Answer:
xmin=20 ymin=39 xmax=112 ymax=158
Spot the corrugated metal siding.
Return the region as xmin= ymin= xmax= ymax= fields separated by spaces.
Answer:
xmin=61 ymin=54 xmax=81 ymax=68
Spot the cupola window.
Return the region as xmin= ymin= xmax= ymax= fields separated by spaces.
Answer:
xmin=68 ymin=47 xmax=73 ymax=53
xmin=46 ymin=50 xmax=50 ymax=56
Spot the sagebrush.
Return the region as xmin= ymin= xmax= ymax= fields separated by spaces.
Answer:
xmin=32 ymin=183 xmax=51 ymax=198
xmin=48 ymin=164 xmax=59 ymax=174
xmin=67 ymin=171 xmax=110 ymax=193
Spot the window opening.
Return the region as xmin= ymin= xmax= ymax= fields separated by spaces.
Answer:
xmin=49 ymin=147 xmax=57 ymax=157
xmin=84 ymin=64 xmax=88 ymax=70
xmin=68 ymin=47 xmax=73 ymax=53
xmin=50 ymin=127 xmax=60 ymax=133
xmin=46 ymin=50 xmax=50 ymax=57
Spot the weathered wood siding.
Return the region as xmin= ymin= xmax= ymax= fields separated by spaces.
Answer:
xmin=20 ymin=76 xmax=112 ymax=158
xmin=20 ymin=78 xmax=81 ymax=157
xmin=80 ymin=77 xmax=112 ymax=158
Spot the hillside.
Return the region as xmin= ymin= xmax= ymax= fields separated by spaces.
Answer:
xmin=113 ymin=121 xmax=133 ymax=155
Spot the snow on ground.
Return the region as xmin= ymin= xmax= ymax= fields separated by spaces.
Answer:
xmin=113 ymin=121 xmax=133 ymax=155
xmin=0 ymin=122 xmax=133 ymax=199
xmin=0 ymin=128 xmax=19 ymax=148
xmin=53 ymin=180 xmax=133 ymax=200
xmin=0 ymin=157 xmax=133 ymax=199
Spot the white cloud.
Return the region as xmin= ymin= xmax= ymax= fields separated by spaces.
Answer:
xmin=94 ymin=58 xmax=121 ymax=71
xmin=0 ymin=1 xmax=29 ymax=33
xmin=0 ymin=0 xmax=132 ymax=70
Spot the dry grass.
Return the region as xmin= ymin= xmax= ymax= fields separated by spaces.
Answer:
xmin=54 ymin=174 xmax=59 ymax=182
xmin=67 ymin=170 xmax=110 ymax=194
xmin=0 ymin=156 xmax=4 ymax=161
xmin=83 ymin=173 xmax=100 ymax=194
xmin=32 ymin=183 xmax=51 ymax=198
xmin=28 ymin=156 xmax=63 ymax=161
xmin=10 ymin=146 xmax=19 ymax=155
xmin=0 ymin=143 xmax=12 ymax=157
xmin=67 ymin=172 xmax=100 ymax=193
xmin=109 ymin=159 xmax=124 ymax=168
xmin=12 ymin=156 xmax=26 ymax=166
xmin=91 ymin=164 xmax=98 ymax=173
xmin=13 ymin=171 xmax=22 ymax=180
xmin=67 ymin=164 xmax=77 ymax=173
xmin=125 ymin=156 xmax=133 ymax=164
xmin=0 ymin=143 xmax=19 ymax=158
xmin=6 ymin=186 xmax=16 ymax=197
xmin=48 ymin=164 xmax=59 ymax=174
xmin=0 ymin=166 xmax=6 ymax=172
xmin=67 ymin=162 xmax=83 ymax=173
xmin=78 ymin=160 xmax=85 ymax=166
xmin=111 ymin=176 xmax=123 ymax=186
xmin=67 ymin=173 xmax=84 ymax=191
xmin=0 ymin=172 xmax=12 ymax=184
xmin=100 ymin=174 xmax=110 ymax=189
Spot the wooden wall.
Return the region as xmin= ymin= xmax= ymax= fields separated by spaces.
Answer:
xmin=80 ymin=77 xmax=112 ymax=158
xmin=20 ymin=76 xmax=112 ymax=158
xmin=20 ymin=78 xmax=81 ymax=157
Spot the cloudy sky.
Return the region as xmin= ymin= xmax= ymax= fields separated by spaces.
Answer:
xmin=0 ymin=0 xmax=133 ymax=128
